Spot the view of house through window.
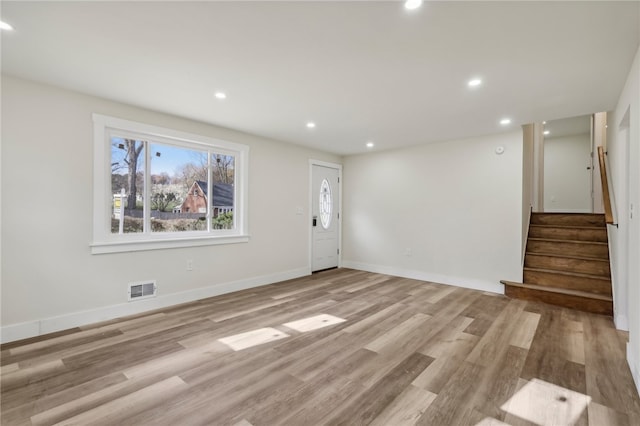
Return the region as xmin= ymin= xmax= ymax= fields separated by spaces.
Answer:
xmin=110 ymin=138 xmax=236 ymax=234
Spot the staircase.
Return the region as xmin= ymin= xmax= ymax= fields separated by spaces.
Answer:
xmin=502 ymin=213 xmax=613 ymax=315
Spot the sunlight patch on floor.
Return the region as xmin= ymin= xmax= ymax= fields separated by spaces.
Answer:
xmin=218 ymin=327 xmax=289 ymax=351
xmin=282 ymin=314 xmax=346 ymax=332
xmin=500 ymin=378 xmax=591 ymax=426
xmin=218 ymin=313 xmax=347 ymax=351
xmin=475 ymin=417 xmax=511 ymax=426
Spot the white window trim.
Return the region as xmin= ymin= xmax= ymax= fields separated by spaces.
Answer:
xmin=92 ymin=114 xmax=249 ymax=254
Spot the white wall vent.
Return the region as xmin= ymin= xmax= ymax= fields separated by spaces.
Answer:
xmin=128 ymin=280 xmax=157 ymax=301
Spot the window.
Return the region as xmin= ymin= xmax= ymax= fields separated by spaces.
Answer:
xmin=93 ymin=114 xmax=249 ymax=254
xmin=319 ymin=178 xmax=332 ymax=229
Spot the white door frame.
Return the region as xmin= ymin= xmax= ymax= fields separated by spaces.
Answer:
xmin=309 ymin=159 xmax=343 ymax=272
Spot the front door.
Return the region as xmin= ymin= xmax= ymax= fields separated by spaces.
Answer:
xmin=311 ymin=164 xmax=340 ymax=272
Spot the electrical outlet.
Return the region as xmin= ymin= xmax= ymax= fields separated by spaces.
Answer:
xmin=187 ymin=259 xmax=194 ymax=271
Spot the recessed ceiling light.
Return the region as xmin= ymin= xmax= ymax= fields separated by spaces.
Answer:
xmin=214 ymin=92 xmax=227 ymax=100
xmin=0 ymin=21 xmax=14 ymax=31
xmin=542 ymin=121 xmax=547 ymax=124
xmin=366 ymin=142 xmax=374 ymax=148
xmin=500 ymin=118 xmax=512 ymax=125
xmin=544 ymin=130 xmax=550 ymax=135
xmin=468 ymin=79 xmax=482 ymax=87
xmin=306 ymin=122 xmax=316 ymax=129
xmin=404 ymin=0 xmax=423 ymax=10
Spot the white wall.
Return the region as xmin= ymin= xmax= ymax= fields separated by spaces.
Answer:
xmin=522 ymin=124 xmax=534 ymax=262
xmin=593 ymin=112 xmax=607 ymax=214
xmin=342 ymin=132 xmax=524 ymax=293
xmin=533 ymin=123 xmax=545 ymax=212
xmin=543 ymin=133 xmax=592 ymax=212
xmin=607 ymin=45 xmax=640 ymax=395
xmin=0 ymin=75 xmax=340 ymax=342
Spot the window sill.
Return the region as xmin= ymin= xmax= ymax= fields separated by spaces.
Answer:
xmin=91 ymin=234 xmax=250 ymax=254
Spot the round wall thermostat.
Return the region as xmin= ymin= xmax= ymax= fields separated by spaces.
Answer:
xmin=495 ymin=146 xmax=505 ymax=155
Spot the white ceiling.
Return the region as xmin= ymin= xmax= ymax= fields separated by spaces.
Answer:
xmin=2 ymin=1 xmax=638 ymax=155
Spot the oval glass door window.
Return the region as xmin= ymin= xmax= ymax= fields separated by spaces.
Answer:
xmin=319 ymin=178 xmax=332 ymax=229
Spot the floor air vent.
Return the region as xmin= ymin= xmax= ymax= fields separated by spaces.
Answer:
xmin=128 ymin=281 xmax=157 ymax=301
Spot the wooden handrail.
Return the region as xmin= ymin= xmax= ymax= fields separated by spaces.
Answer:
xmin=598 ymin=146 xmax=614 ymax=224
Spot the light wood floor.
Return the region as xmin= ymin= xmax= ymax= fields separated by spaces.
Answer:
xmin=2 ymin=268 xmax=639 ymax=425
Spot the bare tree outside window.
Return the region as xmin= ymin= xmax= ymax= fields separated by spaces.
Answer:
xmin=111 ymin=138 xmax=145 ymax=233
xmin=212 ymin=154 xmax=234 ymax=184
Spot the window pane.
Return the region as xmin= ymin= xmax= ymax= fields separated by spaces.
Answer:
xmin=150 ymin=143 xmax=208 ymax=233
xmin=211 ymin=153 xmax=235 ymax=230
xmin=111 ymin=138 xmax=145 ymax=234
xmin=319 ymin=178 xmax=332 ymax=229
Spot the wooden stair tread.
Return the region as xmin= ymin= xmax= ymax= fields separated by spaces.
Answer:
xmin=530 ymin=224 xmax=606 ymax=230
xmin=532 ymin=213 xmax=605 ymax=216
xmin=523 ymin=267 xmax=611 ymax=281
xmin=530 ymin=213 xmax=606 ymax=227
xmin=526 ymin=251 xmax=609 ymax=262
xmin=500 ymin=281 xmax=612 ymax=301
xmin=531 ymin=213 xmax=605 ymax=219
xmin=528 ymin=237 xmax=607 ymax=246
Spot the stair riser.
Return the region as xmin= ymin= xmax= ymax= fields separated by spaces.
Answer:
xmin=531 ymin=214 xmax=606 ymax=227
xmin=527 ymin=240 xmax=609 ymax=259
xmin=529 ymin=226 xmax=607 ymax=242
xmin=505 ymin=285 xmax=613 ymax=315
xmin=523 ymin=270 xmax=612 ymax=296
xmin=525 ymin=254 xmax=610 ymax=276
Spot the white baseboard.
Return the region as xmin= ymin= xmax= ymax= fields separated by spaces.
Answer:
xmin=0 ymin=267 xmax=310 ymax=344
xmin=615 ymin=314 xmax=629 ymax=331
xmin=342 ymin=261 xmax=504 ymax=294
xmin=627 ymin=343 xmax=640 ymax=397
xmin=523 ymin=206 xmax=532 ymax=267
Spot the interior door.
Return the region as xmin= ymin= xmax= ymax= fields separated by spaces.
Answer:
xmin=311 ymin=164 xmax=339 ymax=272
xmin=543 ymin=135 xmax=593 ymax=211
